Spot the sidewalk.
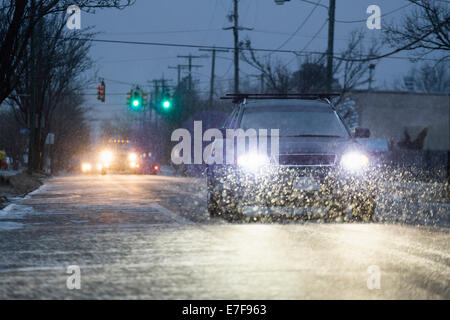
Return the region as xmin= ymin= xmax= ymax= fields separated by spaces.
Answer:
xmin=0 ymin=171 xmax=44 ymax=209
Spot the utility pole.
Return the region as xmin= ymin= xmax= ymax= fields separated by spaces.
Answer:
xmin=232 ymin=0 xmax=239 ymax=94
xmin=326 ymin=0 xmax=336 ymax=92
xmin=177 ymin=54 xmax=204 ymax=91
xmin=168 ymin=65 xmax=188 ymax=86
xmin=223 ymin=0 xmax=253 ymax=94
xmin=199 ymin=47 xmax=229 ymax=106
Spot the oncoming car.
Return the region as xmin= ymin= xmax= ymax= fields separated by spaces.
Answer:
xmin=81 ymin=139 xmax=144 ymax=175
xmin=206 ymin=94 xmax=377 ymax=222
xmin=98 ymin=144 xmax=140 ymax=174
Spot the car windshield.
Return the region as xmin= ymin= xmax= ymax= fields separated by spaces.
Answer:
xmin=240 ymin=105 xmax=349 ymax=137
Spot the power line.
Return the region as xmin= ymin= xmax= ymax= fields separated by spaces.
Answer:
xmin=101 ymin=56 xmax=178 ymax=63
xmin=58 ymin=37 xmax=445 ymax=62
xmin=283 ymin=18 xmax=328 ymax=68
xmin=200 ymin=47 xmax=229 ymax=105
xmin=177 ymin=54 xmax=206 ymax=91
xmin=200 ymin=0 xmax=219 ymax=45
xmin=102 ymin=29 xmax=222 ymax=36
xmin=298 ymin=0 xmax=412 ymax=24
xmin=273 ymin=0 xmax=322 ymax=51
xmin=335 ymin=3 xmax=413 ymax=24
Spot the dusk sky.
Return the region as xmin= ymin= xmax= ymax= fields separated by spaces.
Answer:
xmin=81 ymin=0 xmax=429 ymax=123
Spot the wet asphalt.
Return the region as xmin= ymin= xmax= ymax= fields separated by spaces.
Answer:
xmin=0 ymin=174 xmax=448 ymax=299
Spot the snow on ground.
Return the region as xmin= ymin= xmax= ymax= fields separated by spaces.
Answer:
xmin=0 ymin=221 xmax=24 ymax=230
xmin=0 ymin=203 xmax=35 ymax=219
xmin=0 ymin=170 xmax=23 ymax=177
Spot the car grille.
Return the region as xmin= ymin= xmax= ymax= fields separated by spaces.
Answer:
xmin=277 ymin=154 xmax=336 ymax=166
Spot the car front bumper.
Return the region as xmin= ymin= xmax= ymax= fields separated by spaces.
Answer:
xmin=209 ymin=165 xmax=376 ymax=207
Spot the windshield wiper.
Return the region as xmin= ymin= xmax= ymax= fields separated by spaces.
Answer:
xmin=282 ymin=134 xmax=343 ymax=138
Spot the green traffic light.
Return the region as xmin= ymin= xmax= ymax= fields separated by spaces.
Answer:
xmin=132 ymin=99 xmax=140 ymax=108
xmin=163 ymin=100 xmax=170 ymax=108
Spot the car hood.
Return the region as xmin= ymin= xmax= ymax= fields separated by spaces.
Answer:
xmin=276 ymin=137 xmax=359 ymax=155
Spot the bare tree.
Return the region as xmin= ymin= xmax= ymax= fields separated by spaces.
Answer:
xmin=396 ymin=60 xmax=450 ymax=93
xmin=240 ymin=30 xmax=379 ymax=99
xmin=385 ymin=0 xmax=450 ymax=59
xmin=290 ymin=56 xmax=331 ymax=93
xmin=333 ymin=31 xmax=380 ymax=99
xmin=0 ymin=0 xmax=134 ymax=104
xmin=0 ymin=108 xmax=27 ymax=169
xmin=50 ymin=93 xmax=91 ymax=172
xmin=239 ymin=40 xmax=293 ymax=94
xmin=7 ymin=12 xmax=94 ymax=170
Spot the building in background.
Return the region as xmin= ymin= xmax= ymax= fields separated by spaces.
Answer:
xmin=348 ymin=90 xmax=449 ymax=151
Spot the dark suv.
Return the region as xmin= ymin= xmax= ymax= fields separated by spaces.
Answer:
xmin=206 ymin=95 xmax=377 ymax=222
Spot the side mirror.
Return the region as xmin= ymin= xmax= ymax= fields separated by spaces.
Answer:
xmin=354 ymin=127 xmax=371 ymax=138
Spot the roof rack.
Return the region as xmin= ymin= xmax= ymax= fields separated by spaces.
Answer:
xmin=221 ymin=93 xmax=341 ymax=103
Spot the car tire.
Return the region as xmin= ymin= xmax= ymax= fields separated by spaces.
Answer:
xmin=207 ymin=173 xmax=223 ymax=218
xmin=326 ymin=201 xmax=347 ymax=222
xmin=222 ymin=189 xmax=245 ymax=222
xmin=207 ymin=186 xmax=222 ymax=218
xmin=207 ymin=174 xmax=244 ymax=221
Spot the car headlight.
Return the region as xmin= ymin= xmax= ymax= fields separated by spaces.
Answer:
xmin=100 ymin=150 xmax=113 ymax=163
xmin=81 ymin=162 xmax=92 ymax=173
xmin=237 ymin=153 xmax=270 ymax=171
xmin=340 ymin=151 xmax=369 ymax=171
xmin=128 ymin=153 xmax=137 ymax=161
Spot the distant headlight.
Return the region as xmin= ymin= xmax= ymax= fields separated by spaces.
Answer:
xmin=100 ymin=150 xmax=113 ymax=163
xmin=81 ymin=162 xmax=92 ymax=173
xmin=237 ymin=153 xmax=270 ymax=171
xmin=128 ymin=153 xmax=137 ymax=161
xmin=340 ymin=152 xmax=369 ymax=171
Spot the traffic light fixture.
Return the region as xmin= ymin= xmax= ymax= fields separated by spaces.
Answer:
xmin=126 ymin=90 xmax=132 ymax=105
xmin=142 ymin=91 xmax=148 ymax=106
xmin=131 ymin=90 xmax=142 ymax=110
xmin=161 ymin=92 xmax=172 ymax=109
xmin=126 ymin=87 xmax=149 ymax=112
xmin=126 ymin=85 xmax=171 ymax=114
xmin=97 ymin=80 xmax=105 ymax=102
